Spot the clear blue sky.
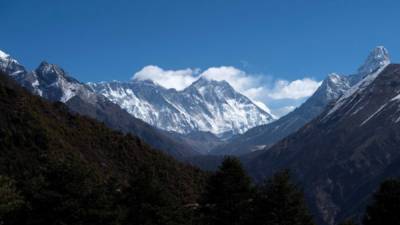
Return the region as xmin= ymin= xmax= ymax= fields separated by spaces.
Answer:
xmin=1 ymin=0 xmax=399 ymax=83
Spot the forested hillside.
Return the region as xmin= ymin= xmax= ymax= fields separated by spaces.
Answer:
xmin=0 ymin=73 xmax=206 ymax=224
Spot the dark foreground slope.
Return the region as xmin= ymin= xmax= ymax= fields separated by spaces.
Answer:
xmin=246 ymin=64 xmax=400 ymax=225
xmin=0 ymin=73 xmax=206 ymax=224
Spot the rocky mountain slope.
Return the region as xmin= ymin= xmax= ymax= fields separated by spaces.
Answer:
xmin=88 ymin=77 xmax=274 ymax=137
xmin=211 ymin=46 xmax=390 ymax=155
xmin=246 ymin=63 xmax=400 ymax=225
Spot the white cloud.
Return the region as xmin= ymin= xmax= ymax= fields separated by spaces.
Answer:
xmin=132 ymin=65 xmax=199 ymax=91
xmin=200 ymin=66 xmax=260 ymax=92
xmin=268 ymin=78 xmax=322 ymax=100
xmin=272 ymin=106 xmax=297 ymax=118
xmin=132 ymin=65 xmax=321 ymax=117
xmin=199 ymin=67 xmax=280 ymax=115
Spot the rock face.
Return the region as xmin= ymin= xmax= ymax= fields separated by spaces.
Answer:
xmin=0 ymin=51 xmax=200 ymax=159
xmin=211 ymin=46 xmax=390 ymax=155
xmin=88 ymin=77 xmax=275 ymax=137
xmin=246 ymin=64 xmax=400 ymax=225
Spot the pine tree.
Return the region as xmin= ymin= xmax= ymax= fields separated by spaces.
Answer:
xmin=0 ymin=175 xmax=25 ymax=225
xmin=363 ymin=178 xmax=400 ymax=225
xmin=117 ymin=170 xmax=186 ymax=225
xmin=199 ymin=157 xmax=253 ymax=225
xmin=251 ymin=169 xmax=314 ymax=225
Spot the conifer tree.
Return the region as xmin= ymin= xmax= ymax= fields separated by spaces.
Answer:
xmin=0 ymin=175 xmax=25 ymax=225
xmin=199 ymin=157 xmax=253 ymax=225
xmin=363 ymin=178 xmax=400 ymax=225
xmin=117 ymin=170 xmax=185 ymax=225
xmin=251 ymin=169 xmax=314 ymax=225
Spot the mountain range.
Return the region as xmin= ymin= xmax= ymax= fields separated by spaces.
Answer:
xmin=0 ymin=52 xmax=203 ymax=159
xmin=210 ymin=46 xmax=390 ymax=155
xmin=0 ymin=47 xmax=391 ymax=158
xmin=0 ymin=50 xmax=276 ymax=155
xmin=87 ymin=75 xmax=274 ymax=137
xmin=245 ymin=62 xmax=400 ymax=224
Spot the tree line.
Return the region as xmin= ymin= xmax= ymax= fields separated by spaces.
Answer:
xmin=1 ymin=155 xmax=397 ymax=225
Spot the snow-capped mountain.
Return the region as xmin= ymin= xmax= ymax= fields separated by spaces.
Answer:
xmin=33 ymin=61 xmax=96 ymax=103
xmin=325 ymin=46 xmax=390 ymax=118
xmin=0 ymin=50 xmax=26 ymax=77
xmin=350 ymin=46 xmax=390 ymax=84
xmin=0 ymin=52 xmax=96 ymax=104
xmin=0 ymin=50 xmax=42 ymax=95
xmin=0 ymin=51 xmax=201 ymax=158
xmin=211 ymin=46 xmax=390 ymax=155
xmin=88 ymin=77 xmax=275 ymax=136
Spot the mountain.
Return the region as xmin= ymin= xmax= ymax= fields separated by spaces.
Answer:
xmin=245 ymin=63 xmax=400 ymax=225
xmin=167 ymin=131 xmax=225 ymax=155
xmin=88 ymin=77 xmax=274 ymax=137
xmin=0 ymin=50 xmax=41 ymax=95
xmin=0 ymin=71 xmax=206 ymax=224
xmin=211 ymin=46 xmax=390 ymax=155
xmin=0 ymin=51 xmax=200 ymax=159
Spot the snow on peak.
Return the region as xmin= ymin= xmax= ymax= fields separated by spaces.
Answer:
xmin=322 ymin=47 xmax=391 ymax=119
xmin=325 ymin=64 xmax=389 ymax=118
xmin=33 ymin=62 xmax=87 ymax=102
xmin=37 ymin=61 xmax=61 ymax=73
xmin=327 ymin=73 xmax=341 ymax=80
xmin=0 ymin=50 xmax=10 ymax=59
xmin=191 ymin=76 xmax=231 ymax=90
xmin=89 ymin=77 xmax=275 ymax=136
xmin=252 ymin=100 xmax=276 ymax=118
xmin=357 ymin=46 xmax=390 ymax=75
xmin=0 ymin=49 xmax=19 ymax=64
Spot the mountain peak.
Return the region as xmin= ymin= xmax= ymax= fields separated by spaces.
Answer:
xmin=357 ymin=46 xmax=390 ymax=75
xmin=326 ymin=73 xmax=342 ymax=82
xmin=188 ymin=77 xmax=237 ymax=99
xmin=0 ymin=50 xmax=19 ymax=64
xmin=89 ymin=75 xmax=274 ymax=135
xmin=37 ymin=61 xmax=58 ymax=72
xmin=190 ymin=77 xmax=232 ymax=90
xmin=0 ymin=50 xmax=10 ymax=59
xmin=35 ymin=61 xmax=73 ymax=82
xmin=38 ymin=60 xmax=50 ymax=67
xmin=35 ymin=61 xmax=63 ymax=82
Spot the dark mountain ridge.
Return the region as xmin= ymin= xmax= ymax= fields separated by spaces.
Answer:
xmin=211 ymin=46 xmax=390 ymax=156
xmin=246 ymin=64 xmax=400 ymax=225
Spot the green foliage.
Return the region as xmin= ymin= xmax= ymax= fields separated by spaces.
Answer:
xmin=251 ymin=170 xmax=315 ymax=225
xmin=22 ymin=155 xmax=115 ymax=225
xmin=116 ymin=170 xmax=189 ymax=225
xmin=363 ymin=178 xmax=400 ymax=225
xmin=199 ymin=157 xmax=253 ymax=225
xmin=0 ymin=176 xmax=25 ymax=224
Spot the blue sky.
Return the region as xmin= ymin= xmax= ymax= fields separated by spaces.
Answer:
xmin=1 ymin=0 xmax=400 ymax=116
